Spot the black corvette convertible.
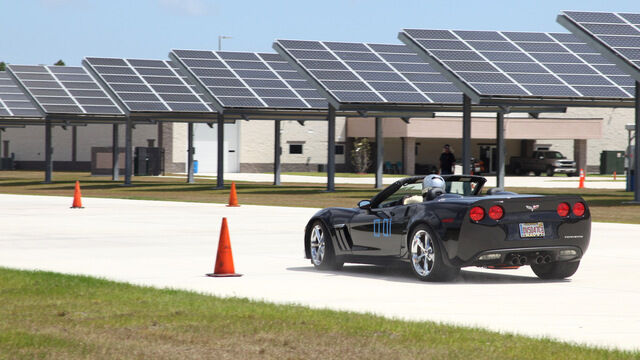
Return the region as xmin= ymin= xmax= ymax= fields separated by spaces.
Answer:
xmin=304 ymin=175 xmax=590 ymax=281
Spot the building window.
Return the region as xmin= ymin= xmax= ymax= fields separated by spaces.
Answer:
xmin=335 ymin=144 xmax=345 ymax=155
xmin=289 ymin=144 xmax=303 ymax=154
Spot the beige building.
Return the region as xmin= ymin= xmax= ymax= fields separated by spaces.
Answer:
xmin=345 ymin=110 xmax=608 ymax=174
xmin=0 ymin=107 xmax=632 ymax=175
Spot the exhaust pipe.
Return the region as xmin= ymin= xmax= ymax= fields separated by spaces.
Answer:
xmin=520 ymin=256 xmax=528 ymax=265
xmin=536 ymin=256 xmax=544 ymax=264
xmin=544 ymin=255 xmax=552 ymax=263
xmin=510 ymin=257 xmax=520 ymax=265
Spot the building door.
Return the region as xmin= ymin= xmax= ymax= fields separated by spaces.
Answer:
xmin=479 ymin=145 xmax=497 ymax=174
xmin=193 ymin=123 xmax=239 ymax=173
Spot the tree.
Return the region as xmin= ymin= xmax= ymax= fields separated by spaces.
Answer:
xmin=0 ymin=62 xmax=5 ymax=71
xmin=351 ymin=138 xmax=372 ymax=173
xmin=54 ymin=59 xmax=65 ymax=66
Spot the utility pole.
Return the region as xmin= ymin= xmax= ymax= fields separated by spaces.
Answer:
xmin=218 ymin=35 xmax=232 ymax=51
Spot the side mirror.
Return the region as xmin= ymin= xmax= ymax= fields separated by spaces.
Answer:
xmin=358 ymin=200 xmax=371 ymax=210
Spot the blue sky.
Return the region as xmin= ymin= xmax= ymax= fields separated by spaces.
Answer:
xmin=1 ymin=0 xmax=639 ymax=66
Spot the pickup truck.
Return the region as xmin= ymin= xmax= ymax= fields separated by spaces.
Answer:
xmin=510 ymin=150 xmax=577 ymax=176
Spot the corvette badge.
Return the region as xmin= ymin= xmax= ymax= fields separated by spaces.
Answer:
xmin=525 ymin=204 xmax=540 ymax=212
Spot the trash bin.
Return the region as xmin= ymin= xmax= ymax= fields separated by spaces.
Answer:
xmin=193 ymin=160 xmax=198 ymax=174
xmin=600 ymin=150 xmax=625 ymax=174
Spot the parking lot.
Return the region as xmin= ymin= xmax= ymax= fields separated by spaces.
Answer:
xmin=1 ymin=193 xmax=638 ymax=351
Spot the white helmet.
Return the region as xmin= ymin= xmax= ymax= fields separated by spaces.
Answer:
xmin=422 ymin=174 xmax=445 ymax=194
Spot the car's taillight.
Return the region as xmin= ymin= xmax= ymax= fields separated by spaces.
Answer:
xmin=573 ymin=202 xmax=585 ymax=216
xmin=469 ymin=206 xmax=485 ymax=222
xmin=557 ymin=202 xmax=570 ymax=217
xmin=488 ymin=205 xmax=504 ymax=220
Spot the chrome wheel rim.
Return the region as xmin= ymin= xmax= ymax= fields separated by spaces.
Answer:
xmin=411 ymin=230 xmax=434 ymax=277
xmin=310 ymin=224 xmax=325 ymax=266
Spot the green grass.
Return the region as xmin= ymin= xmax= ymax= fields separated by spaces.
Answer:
xmin=1 ymin=171 xmax=640 ymax=223
xmin=585 ymin=173 xmax=625 ymax=178
xmin=265 ymin=171 xmax=408 ymax=177
xmin=505 ymin=186 xmax=640 ymax=224
xmin=0 ymin=267 xmax=636 ymax=360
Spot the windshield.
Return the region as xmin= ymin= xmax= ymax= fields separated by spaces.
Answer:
xmin=379 ymin=183 xmax=422 ymax=207
xmin=545 ymin=152 xmax=565 ymax=159
xmin=374 ymin=176 xmax=484 ymax=208
xmin=446 ymin=178 xmax=480 ymax=195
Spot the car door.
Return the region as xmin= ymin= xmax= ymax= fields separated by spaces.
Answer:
xmin=348 ymin=182 xmax=420 ymax=257
xmin=349 ymin=205 xmax=406 ymax=256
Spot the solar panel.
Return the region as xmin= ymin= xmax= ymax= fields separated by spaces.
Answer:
xmin=399 ymin=29 xmax=636 ymax=101
xmin=83 ymin=58 xmax=214 ymax=113
xmin=0 ymin=71 xmax=42 ymax=118
xmin=273 ymin=40 xmax=463 ymax=105
xmin=558 ymin=11 xmax=640 ymax=83
xmin=169 ymin=50 xmax=328 ymax=110
xmin=7 ymin=65 xmax=123 ymax=115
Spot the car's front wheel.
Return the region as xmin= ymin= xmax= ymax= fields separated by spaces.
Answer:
xmin=308 ymin=221 xmax=343 ymax=270
xmin=546 ymin=166 xmax=555 ymax=177
xmin=531 ymin=260 xmax=580 ymax=280
xmin=409 ymin=225 xmax=459 ymax=282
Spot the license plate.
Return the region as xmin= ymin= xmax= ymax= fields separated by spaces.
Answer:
xmin=519 ymin=222 xmax=545 ymax=238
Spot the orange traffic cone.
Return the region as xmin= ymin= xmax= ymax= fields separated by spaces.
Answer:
xmin=227 ymin=182 xmax=240 ymax=207
xmin=71 ymin=181 xmax=84 ymax=209
xmin=578 ymin=169 xmax=585 ymax=189
xmin=206 ymin=217 xmax=242 ymax=277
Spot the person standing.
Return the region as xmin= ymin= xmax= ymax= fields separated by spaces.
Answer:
xmin=439 ymin=144 xmax=456 ymax=175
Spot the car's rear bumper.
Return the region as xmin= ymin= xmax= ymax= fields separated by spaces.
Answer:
xmin=468 ymin=246 xmax=583 ymax=267
xmin=441 ymin=213 xmax=591 ymax=268
xmin=555 ymin=167 xmax=577 ymax=174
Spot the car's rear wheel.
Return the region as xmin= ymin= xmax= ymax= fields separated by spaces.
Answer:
xmin=531 ymin=260 xmax=580 ymax=280
xmin=308 ymin=221 xmax=343 ymax=270
xmin=409 ymin=225 xmax=459 ymax=282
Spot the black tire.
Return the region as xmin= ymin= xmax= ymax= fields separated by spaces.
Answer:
xmin=513 ymin=166 xmax=523 ymax=176
xmin=531 ymin=261 xmax=580 ymax=280
xmin=408 ymin=225 xmax=459 ymax=282
xmin=307 ymin=221 xmax=343 ymax=270
xmin=546 ymin=167 xmax=554 ymax=177
xmin=567 ymin=172 xmax=577 ymax=177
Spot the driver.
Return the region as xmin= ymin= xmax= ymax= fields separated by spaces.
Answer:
xmin=403 ymin=174 xmax=446 ymax=205
xmin=422 ymin=174 xmax=446 ymax=200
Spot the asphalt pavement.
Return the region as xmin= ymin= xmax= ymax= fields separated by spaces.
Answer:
xmin=0 ymin=194 xmax=638 ymax=351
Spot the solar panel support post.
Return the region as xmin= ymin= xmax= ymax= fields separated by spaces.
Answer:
xmin=327 ymin=105 xmax=336 ymax=192
xmin=187 ymin=122 xmax=195 ymax=184
xmin=635 ymin=81 xmax=640 ymax=202
xmin=72 ymin=126 xmax=77 ymax=163
xmin=44 ymin=117 xmax=52 ymax=184
xmin=496 ymin=112 xmax=505 ymax=189
xmin=375 ymin=117 xmax=384 ymax=189
xmin=216 ymin=113 xmax=225 ymax=189
xmin=112 ymin=124 xmax=119 ymax=181
xmin=112 ymin=124 xmax=120 ymax=180
xmin=462 ymin=95 xmax=472 ymax=175
xmin=124 ymin=117 xmax=133 ymax=186
xmin=274 ymin=120 xmax=281 ymax=186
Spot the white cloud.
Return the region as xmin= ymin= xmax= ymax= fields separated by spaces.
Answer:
xmin=158 ymin=0 xmax=210 ymax=16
